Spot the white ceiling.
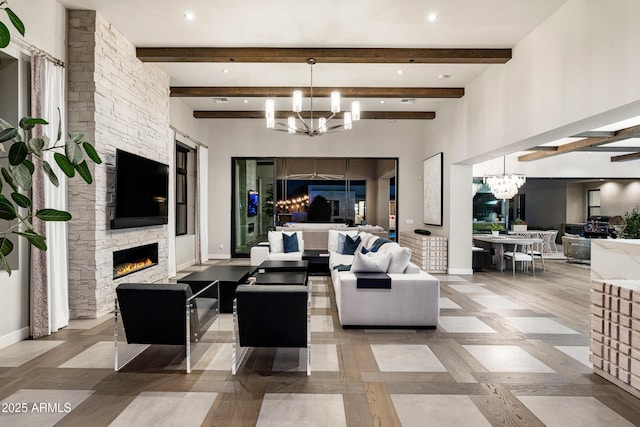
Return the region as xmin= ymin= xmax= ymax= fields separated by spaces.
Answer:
xmin=57 ymin=0 xmax=569 ymax=114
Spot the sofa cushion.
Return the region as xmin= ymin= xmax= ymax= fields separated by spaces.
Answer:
xmin=283 ymin=232 xmax=299 ymax=253
xmin=337 ymin=233 xmax=347 ymax=253
xmin=269 ymin=252 xmax=303 ymax=261
xmin=387 ymin=245 xmax=412 ymax=273
xmin=404 ymin=262 xmax=421 ymax=274
xmin=269 ymin=231 xmax=303 ymax=254
xmin=328 ymin=229 xmax=359 ymax=252
xmin=369 ymin=237 xmax=393 ymax=252
xmin=342 ymin=235 xmax=361 ymax=255
xmin=350 ymin=251 xmax=392 ymax=273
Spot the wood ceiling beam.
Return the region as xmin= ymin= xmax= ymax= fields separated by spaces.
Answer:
xmin=530 ymin=146 xmax=640 ymax=153
xmin=611 ymin=152 xmax=640 ymax=162
xmin=518 ymin=124 xmax=640 ymax=162
xmin=193 ymin=111 xmax=436 ymax=120
xmin=171 ymin=86 xmax=464 ymax=98
xmin=138 ymin=47 xmax=512 ymax=64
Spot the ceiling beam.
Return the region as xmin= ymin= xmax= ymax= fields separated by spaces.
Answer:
xmin=530 ymin=146 xmax=640 ymax=153
xmin=611 ymin=152 xmax=640 ymax=162
xmin=138 ymin=47 xmax=512 ymax=64
xmin=518 ymin=124 xmax=640 ymax=162
xmin=193 ymin=111 xmax=436 ymax=120
xmin=171 ymin=86 xmax=464 ymax=98
xmin=570 ymin=131 xmax=616 ymax=138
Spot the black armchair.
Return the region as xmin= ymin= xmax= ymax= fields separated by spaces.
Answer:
xmin=115 ymin=281 xmax=218 ymax=373
xmin=232 ymin=284 xmax=311 ymax=375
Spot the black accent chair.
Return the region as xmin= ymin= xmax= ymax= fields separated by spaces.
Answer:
xmin=115 ymin=281 xmax=218 ymax=373
xmin=232 ymin=284 xmax=310 ymax=375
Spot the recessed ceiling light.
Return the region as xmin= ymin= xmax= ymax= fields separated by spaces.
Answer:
xmin=380 ymin=100 xmax=385 ymax=104
xmin=211 ymin=97 xmax=230 ymax=104
xmin=438 ymin=73 xmax=451 ymax=80
xmin=427 ymin=12 xmax=438 ymax=23
xmin=397 ymin=69 xmax=404 ymax=75
xmin=222 ymin=69 xmax=229 ymax=74
xmin=184 ymin=11 xmax=195 ymax=21
xmin=243 ymin=99 xmax=248 ymax=104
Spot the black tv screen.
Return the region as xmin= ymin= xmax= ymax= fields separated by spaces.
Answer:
xmin=248 ymin=190 xmax=259 ymax=217
xmin=111 ymin=149 xmax=169 ymax=229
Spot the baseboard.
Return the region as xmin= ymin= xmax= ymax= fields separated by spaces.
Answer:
xmin=177 ymin=259 xmax=196 ymax=271
xmin=0 ymin=326 xmax=30 ymax=349
xmin=447 ymin=268 xmax=474 ymax=275
xmin=209 ymin=253 xmax=231 ymax=259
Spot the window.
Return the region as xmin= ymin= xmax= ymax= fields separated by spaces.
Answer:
xmin=176 ymin=145 xmax=188 ymax=235
xmin=588 ymin=189 xmax=601 ymax=219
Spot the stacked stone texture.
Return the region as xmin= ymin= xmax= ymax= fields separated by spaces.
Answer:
xmin=67 ymin=11 xmax=171 ymax=319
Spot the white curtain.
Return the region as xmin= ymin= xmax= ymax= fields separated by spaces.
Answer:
xmin=196 ymin=145 xmax=209 ymax=263
xmin=167 ymin=132 xmax=177 ymax=278
xmin=31 ymin=56 xmax=68 ymax=334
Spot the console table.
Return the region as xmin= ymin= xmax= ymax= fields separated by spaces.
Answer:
xmin=590 ymin=240 xmax=640 ymax=399
xmin=399 ymin=232 xmax=448 ymax=273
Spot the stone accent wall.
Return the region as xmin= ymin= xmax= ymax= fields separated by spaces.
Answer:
xmin=67 ymin=10 xmax=171 ymax=318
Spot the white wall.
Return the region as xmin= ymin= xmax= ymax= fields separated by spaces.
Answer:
xmin=203 ymin=119 xmax=425 ymax=258
xmin=0 ymin=0 xmax=67 ymax=347
xmin=424 ymin=0 xmax=640 ymax=273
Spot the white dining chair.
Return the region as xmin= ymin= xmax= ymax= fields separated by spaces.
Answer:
xmin=503 ymin=243 xmax=536 ymax=276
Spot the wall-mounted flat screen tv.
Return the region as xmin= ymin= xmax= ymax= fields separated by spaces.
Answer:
xmin=248 ymin=190 xmax=259 ymax=217
xmin=111 ymin=149 xmax=169 ymax=229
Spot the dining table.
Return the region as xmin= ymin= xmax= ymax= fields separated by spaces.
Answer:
xmin=473 ymin=234 xmax=544 ymax=272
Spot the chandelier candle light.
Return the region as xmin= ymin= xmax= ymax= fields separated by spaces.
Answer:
xmin=266 ymin=58 xmax=361 ymax=137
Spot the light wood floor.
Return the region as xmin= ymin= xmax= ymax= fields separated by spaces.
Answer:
xmin=1 ymin=259 xmax=640 ymax=426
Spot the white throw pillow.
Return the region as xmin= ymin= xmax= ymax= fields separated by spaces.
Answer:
xmin=268 ymin=231 xmax=284 ymax=253
xmin=350 ymin=251 xmax=392 ymax=273
xmin=387 ymin=246 xmax=412 ymax=273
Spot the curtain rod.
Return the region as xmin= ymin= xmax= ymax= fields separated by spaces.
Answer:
xmin=170 ymin=125 xmax=206 ymax=148
xmin=11 ymin=36 xmax=65 ymax=67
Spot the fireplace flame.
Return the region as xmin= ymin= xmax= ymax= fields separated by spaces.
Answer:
xmin=114 ymin=258 xmax=153 ymax=278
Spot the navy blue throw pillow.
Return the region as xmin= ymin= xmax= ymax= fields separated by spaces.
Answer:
xmin=361 ymin=247 xmax=370 ymax=254
xmin=370 ymin=237 xmax=392 ymax=252
xmin=283 ymin=232 xmax=299 ymax=253
xmin=342 ymin=235 xmax=361 ymax=255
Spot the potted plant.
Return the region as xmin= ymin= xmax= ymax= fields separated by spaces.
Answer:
xmin=489 ymin=222 xmax=503 ymax=237
xmin=621 ymin=206 xmax=640 ymax=239
xmin=512 ymin=218 xmax=527 ymax=232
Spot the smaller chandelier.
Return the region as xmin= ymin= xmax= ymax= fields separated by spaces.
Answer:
xmin=483 ymin=157 xmax=526 ymax=199
xmin=265 ymin=58 xmax=361 ymax=137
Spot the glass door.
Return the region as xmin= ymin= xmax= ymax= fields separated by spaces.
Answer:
xmin=232 ymin=158 xmax=275 ymax=257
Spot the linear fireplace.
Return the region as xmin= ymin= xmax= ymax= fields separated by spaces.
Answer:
xmin=113 ymin=243 xmax=158 ymax=279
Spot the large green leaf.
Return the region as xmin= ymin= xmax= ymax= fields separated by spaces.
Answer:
xmin=27 ymin=136 xmax=47 ymax=156
xmin=65 ymin=139 xmax=84 ymax=165
xmin=0 ymin=195 xmax=17 ymax=220
xmin=1 ymin=166 xmax=18 ymax=192
xmin=68 ymin=131 xmax=84 ymax=144
xmin=18 ymin=117 xmax=48 ymax=131
xmin=0 ymin=128 xmax=18 ymax=142
xmin=10 ymin=192 xmax=31 ymax=209
xmin=83 ymin=142 xmax=102 ymax=164
xmin=0 ymin=22 xmax=9 ymax=49
xmin=9 ymin=163 xmax=32 ymax=190
xmin=14 ymin=230 xmax=47 ymax=251
xmin=0 ymin=253 xmax=11 ymax=276
xmin=36 ymin=208 xmax=72 ymax=222
xmin=0 ymin=237 xmax=14 ymax=257
xmin=75 ymin=161 xmax=92 ymax=184
xmin=54 ymin=153 xmax=75 ymax=177
xmin=42 ymin=160 xmax=59 ymax=187
xmin=5 ymin=8 xmax=25 ymax=36
xmin=22 ymin=159 xmax=34 ymax=175
xmin=8 ymin=141 xmax=27 ymax=165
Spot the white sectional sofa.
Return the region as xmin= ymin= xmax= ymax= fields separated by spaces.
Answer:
xmin=250 ymin=230 xmax=304 ymax=266
xmin=328 ymin=230 xmax=440 ymax=328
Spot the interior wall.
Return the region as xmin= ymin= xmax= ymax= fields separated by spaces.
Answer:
xmin=423 ymin=0 xmax=640 ymax=273
xmin=566 ymin=182 xmax=587 ymax=223
xmin=204 ymin=119 xmax=423 ymax=258
xmin=517 ymin=179 xmax=570 ymax=230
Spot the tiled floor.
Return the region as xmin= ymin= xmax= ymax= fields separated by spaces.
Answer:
xmin=1 ymin=258 xmax=640 ymax=426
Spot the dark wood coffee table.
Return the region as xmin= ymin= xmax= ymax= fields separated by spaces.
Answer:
xmin=302 ymin=250 xmax=330 ymax=275
xmin=254 ymin=271 xmax=308 ymax=286
xmin=257 ymin=260 xmax=309 ymax=272
xmin=178 ymin=265 xmax=252 ymax=313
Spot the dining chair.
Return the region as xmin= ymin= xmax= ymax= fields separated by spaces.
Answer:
xmin=503 ymin=243 xmax=536 ymax=276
